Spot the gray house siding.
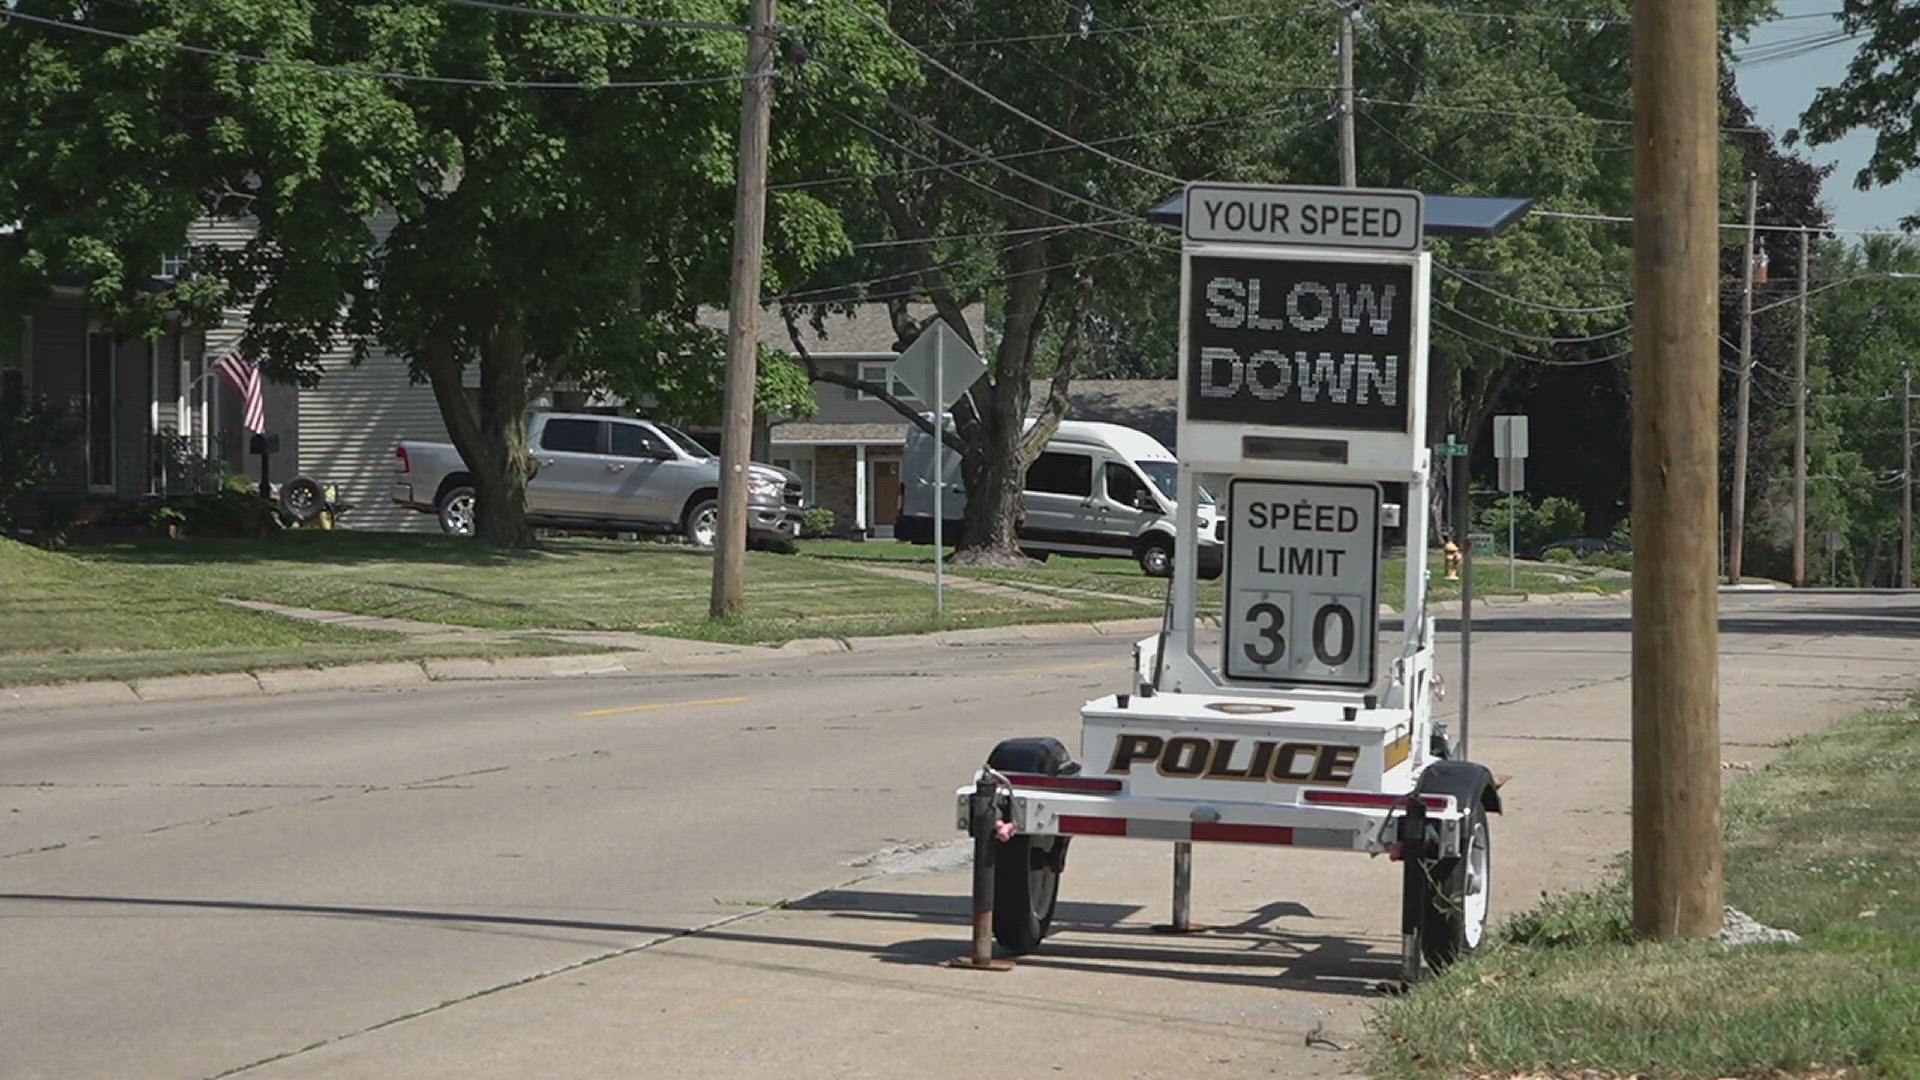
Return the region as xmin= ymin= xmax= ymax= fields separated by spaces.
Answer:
xmin=300 ymin=354 xmax=449 ymax=532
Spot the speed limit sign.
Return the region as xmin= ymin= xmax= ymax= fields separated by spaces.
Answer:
xmin=1224 ymin=478 xmax=1380 ymax=687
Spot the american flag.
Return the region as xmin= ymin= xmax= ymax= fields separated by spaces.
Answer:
xmin=214 ymin=350 xmax=265 ymax=435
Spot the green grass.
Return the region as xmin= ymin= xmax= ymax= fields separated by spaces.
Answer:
xmin=804 ymin=540 xmax=1631 ymax=611
xmin=0 ymin=537 xmax=592 ymax=687
xmin=70 ymin=532 xmax=1147 ymax=643
xmin=1368 ymin=697 xmax=1920 ymax=1080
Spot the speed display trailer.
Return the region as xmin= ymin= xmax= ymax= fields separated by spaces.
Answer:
xmin=953 ymin=182 xmax=1500 ymax=981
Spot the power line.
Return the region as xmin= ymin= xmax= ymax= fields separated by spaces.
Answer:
xmin=1433 ymin=318 xmax=1632 ymax=366
xmin=1359 ymin=92 xmax=1768 ymax=134
xmin=436 ymin=0 xmax=753 ymax=35
xmin=772 ymin=104 xmax=1316 ymax=192
xmin=1532 ymin=208 xmax=1905 ymax=238
xmin=0 ymin=6 xmax=749 ymax=90
xmin=1436 ymin=299 xmax=1632 ymax=346
xmin=1436 ymin=262 xmax=1632 ymax=315
xmin=843 ymin=1 xmax=1182 ymax=184
xmin=851 ymin=216 xmax=1139 ymax=250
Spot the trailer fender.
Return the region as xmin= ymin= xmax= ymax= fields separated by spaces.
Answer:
xmin=1416 ymin=760 xmax=1502 ymax=815
xmin=986 ymin=736 xmax=1080 ymax=777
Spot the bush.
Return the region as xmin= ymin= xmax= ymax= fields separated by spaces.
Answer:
xmin=1542 ymin=547 xmax=1577 ymax=563
xmin=801 ymin=506 xmax=836 ymax=538
xmin=0 ymin=387 xmax=75 ymax=530
xmin=1582 ymin=551 xmax=1633 ymax=571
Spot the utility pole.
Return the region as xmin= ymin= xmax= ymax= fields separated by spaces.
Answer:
xmin=1792 ymin=230 xmax=1809 ymax=588
xmin=710 ymin=0 xmax=777 ymax=621
xmin=1905 ymin=363 xmax=1913 ymax=589
xmin=1630 ymin=0 xmax=1723 ymax=940
xmin=1728 ymin=176 xmax=1758 ymax=586
xmin=1337 ymin=1 xmax=1357 ymax=187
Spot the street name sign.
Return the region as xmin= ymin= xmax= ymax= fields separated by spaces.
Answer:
xmin=1184 ymin=183 xmax=1423 ymax=251
xmin=1224 ymin=478 xmax=1380 ymax=687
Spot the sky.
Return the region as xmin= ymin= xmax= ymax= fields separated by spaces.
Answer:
xmin=1731 ymin=3 xmax=1920 ymax=233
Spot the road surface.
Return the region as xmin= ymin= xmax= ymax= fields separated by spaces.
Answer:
xmin=3 ymin=591 xmax=1915 ymax=1078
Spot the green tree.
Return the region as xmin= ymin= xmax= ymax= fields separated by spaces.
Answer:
xmin=777 ymin=0 xmax=1319 ymax=563
xmin=0 ymin=0 xmax=905 ymax=546
xmin=1795 ymin=0 xmax=1920 ymax=227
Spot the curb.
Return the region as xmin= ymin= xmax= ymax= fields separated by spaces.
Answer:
xmin=0 ymin=616 xmax=1170 ymax=714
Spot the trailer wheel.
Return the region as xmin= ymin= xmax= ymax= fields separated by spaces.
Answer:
xmin=1419 ymin=803 xmax=1490 ymax=969
xmin=993 ymin=835 xmax=1066 ymax=954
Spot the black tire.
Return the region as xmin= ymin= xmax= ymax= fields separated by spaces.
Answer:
xmin=281 ymin=477 xmax=326 ymax=523
xmin=992 ymin=835 xmax=1067 ymax=955
xmin=682 ymin=498 xmax=719 ymax=547
xmin=1419 ymin=803 xmax=1491 ymax=970
xmin=436 ymin=485 xmax=477 ymax=536
xmin=1137 ymin=535 xmax=1174 ymax=578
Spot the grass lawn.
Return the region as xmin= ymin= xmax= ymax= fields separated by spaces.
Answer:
xmin=1367 ymin=696 xmax=1920 ymax=1080
xmin=0 ymin=538 xmax=589 ymax=687
xmin=71 ymin=532 xmax=1148 ymax=645
xmin=803 ymin=539 xmax=1631 ymax=611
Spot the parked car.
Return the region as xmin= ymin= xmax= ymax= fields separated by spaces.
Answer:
xmin=392 ymin=412 xmax=803 ymax=544
xmin=1519 ymin=536 xmax=1630 ymax=560
xmin=897 ymin=417 xmax=1224 ymax=578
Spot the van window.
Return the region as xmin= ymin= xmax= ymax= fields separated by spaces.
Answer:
xmin=540 ymin=419 xmax=600 ymax=453
xmin=1105 ymin=463 xmax=1153 ymax=509
xmin=1026 ymin=451 xmax=1092 ymax=496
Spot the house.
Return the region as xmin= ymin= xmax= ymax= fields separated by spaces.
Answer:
xmin=693 ymin=304 xmax=989 ymax=538
xmin=9 ymin=216 xmax=452 ymax=531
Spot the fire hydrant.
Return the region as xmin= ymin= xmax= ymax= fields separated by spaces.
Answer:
xmin=1443 ymin=538 xmax=1461 ymax=581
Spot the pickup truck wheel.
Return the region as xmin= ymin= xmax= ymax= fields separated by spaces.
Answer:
xmin=683 ymin=499 xmax=719 ymax=547
xmin=1136 ymin=535 xmax=1173 ymax=577
xmin=437 ymin=486 xmax=477 ymax=536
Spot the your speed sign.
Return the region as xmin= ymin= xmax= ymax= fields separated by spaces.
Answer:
xmin=1225 ymin=478 xmax=1380 ymax=687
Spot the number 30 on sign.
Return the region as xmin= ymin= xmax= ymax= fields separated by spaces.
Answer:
xmin=1225 ymin=479 xmax=1380 ymax=687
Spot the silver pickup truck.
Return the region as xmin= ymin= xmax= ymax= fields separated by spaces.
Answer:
xmin=392 ymin=412 xmax=804 ymax=545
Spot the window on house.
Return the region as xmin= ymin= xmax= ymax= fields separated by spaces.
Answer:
xmin=856 ymin=362 xmax=915 ymax=401
xmin=159 ymin=252 xmax=189 ymax=279
xmin=772 ymin=453 xmax=815 ymax=495
xmin=1025 ymin=451 xmax=1091 ymax=497
xmin=86 ymin=331 xmax=115 ymax=491
xmin=539 ymin=418 xmax=601 ymax=453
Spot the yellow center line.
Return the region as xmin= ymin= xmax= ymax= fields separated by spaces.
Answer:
xmin=576 ymin=695 xmax=751 ymax=718
xmin=1006 ymin=661 xmax=1118 ymax=675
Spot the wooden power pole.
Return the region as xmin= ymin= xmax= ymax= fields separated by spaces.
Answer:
xmin=1792 ymin=230 xmax=1809 ymax=588
xmin=1728 ymin=177 xmax=1758 ymax=586
xmin=1630 ymin=0 xmax=1724 ymax=939
xmin=1336 ymin=1 xmax=1358 ymax=186
xmin=710 ymin=0 xmax=777 ymax=621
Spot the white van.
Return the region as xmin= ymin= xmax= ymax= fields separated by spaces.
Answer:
xmin=896 ymin=418 xmax=1224 ymax=578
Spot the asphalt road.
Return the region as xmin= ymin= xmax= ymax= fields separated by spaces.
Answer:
xmin=3 ymin=591 xmax=1916 ymax=1079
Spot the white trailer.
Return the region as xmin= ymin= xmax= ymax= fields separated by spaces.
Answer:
xmin=953 ymin=183 xmax=1499 ymax=981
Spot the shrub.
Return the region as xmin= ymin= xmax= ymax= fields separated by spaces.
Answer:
xmin=1542 ymin=547 xmax=1577 ymax=563
xmin=1582 ymin=551 xmax=1633 ymax=571
xmin=801 ymin=506 xmax=836 ymax=538
xmin=0 ymin=387 xmax=74 ymax=530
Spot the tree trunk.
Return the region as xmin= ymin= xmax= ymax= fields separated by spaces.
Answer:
xmin=419 ymin=319 xmax=536 ymax=549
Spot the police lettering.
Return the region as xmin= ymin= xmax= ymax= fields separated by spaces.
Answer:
xmin=1107 ymin=734 xmax=1361 ymax=785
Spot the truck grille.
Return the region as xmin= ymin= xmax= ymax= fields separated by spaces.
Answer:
xmin=783 ymin=482 xmax=804 ymax=508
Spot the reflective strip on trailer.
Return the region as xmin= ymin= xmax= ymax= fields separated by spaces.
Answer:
xmin=1055 ymin=815 xmax=1353 ymax=848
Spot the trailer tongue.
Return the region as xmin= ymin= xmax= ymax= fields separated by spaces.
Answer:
xmin=951 ymin=182 xmax=1500 ymax=982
